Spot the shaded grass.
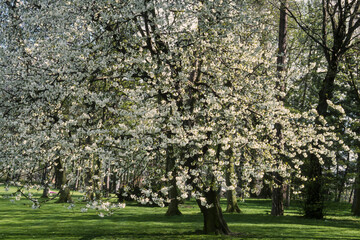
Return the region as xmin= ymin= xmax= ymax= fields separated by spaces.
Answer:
xmin=0 ymin=185 xmax=359 ymax=239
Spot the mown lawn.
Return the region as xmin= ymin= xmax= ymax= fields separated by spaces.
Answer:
xmin=0 ymin=185 xmax=359 ymax=239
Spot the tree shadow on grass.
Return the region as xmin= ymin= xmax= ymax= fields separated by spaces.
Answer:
xmin=225 ymin=213 xmax=360 ymax=229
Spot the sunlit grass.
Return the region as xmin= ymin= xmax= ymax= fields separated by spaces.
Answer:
xmin=0 ymin=184 xmax=359 ymax=239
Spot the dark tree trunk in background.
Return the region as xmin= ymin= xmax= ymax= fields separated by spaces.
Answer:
xmin=303 ymin=60 xmax=338 ymax=219
xmin=284 ymin=184 xmax=290 ymax=207
xmin=271 ymin=0 xmax=287 ymax=216
xmin=197 ymin=189 xmax=231 ymax=235
xmin=41 ymin=163 xmax=49 ymax=198
xmin=336 ymin=154 xmax=350 ymax=202
xmin=304 ymin=154 xmax=323 ymax=219
xmin=286 ymin=0 xmax=360 ymax=219
xmin=42 ymin=186 xmax=49 ymax=199
xmin=352 ymin=156 xmax=360 ymax=215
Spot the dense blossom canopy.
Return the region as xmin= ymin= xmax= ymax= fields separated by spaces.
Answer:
xmin=0 ymin=0 xmax=349 ymax=215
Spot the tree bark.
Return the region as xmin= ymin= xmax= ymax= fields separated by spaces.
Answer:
xmin=166 ymin=186 xmax=182 ymax=216
xmin=283 ymin=184 xmax=290 ymax=207
xmin=284 ymin=0 xmax=360 ymax=219
xmin=225 ymin=150 xmax=241 ymax=213
xmin=41 ymin=163 xmax=49 ymax=198
xmin=352 ymin=156 xmax=360 ymax=215
xmin=316 ymin=61 xmax=338 ymax=116
xmin=304 ymin=154 xmax=323 ymax=219
xmin=197 ymin=189 xmax=231 ymax=235
xmin=57 ymin=187 xmax=72 ymax=203
xmin=165 ymin=146 xmax=182 ymax=216
xmin=271 ymin=173 xmax=284 ymax=216
xmin=226 ymin=189 xmax=241 ymax=213
xmin=54 ymin=157 xmax=72 ymax=203
xmin=271 ymin=0 xmax=287 ymax=216
xmin=41 ymin=186 xmax=49 ymax=199
xmin=336 ymin=154 xmax=350 ymax=202
xmin=303 ymin=60 xmax=338 ymax=218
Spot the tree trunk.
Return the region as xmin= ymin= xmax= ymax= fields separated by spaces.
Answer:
xmin=352 ymin=156 xmax=360 ymax=215
xmin=303 ymin=60 xmax=338 ymax=219
xmin=166 ymin=187 xmax=182 ymax=216
xmin=271 ymin=0 xmax=287 ymax=216
xmin=165 ymin=144 xmax=182 ymax=216
xmin=304 ymin=153 xmax=323 ymax=219
xmin=57 ymin=187 xmax=72 ymax=203
xmin=197 ymin=189 xmax=231 ymax=235
xmin=54 ymin=157 xmax=72 ymax=203
xmin=316 ymin=61 xmax=338 ymax=116
xmin=225 ymin=189 xmax=241 ymax=213
xmin=93 ymin=158 xmax=102 ymax=200
xmin=336 ymin=154 xmax=350 ymax=202
xmin=283 ymin=184 xmax=290 ymax=207
xmin=349 ymin=185 xmax=354 ymax=204
xmin=41 ymin=163 xmax=49 ymax=198
xmin=352 ymin=187 xmax=360 ymax=215
xmin=271 ymin=173 xmax=284 ymax=216
xmin=165 ymin=173 xmax=182 ymax=216
xmin=225 ymin=151 xmax=240 ymax=213
xmin=54 ymin=157 xmax=65 ymax=190
xmin=41 ymin=186 xmax=49 ymax=198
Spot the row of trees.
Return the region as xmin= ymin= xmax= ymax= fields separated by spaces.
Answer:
xmin=0 ymin=0 xmax=359 ymax=235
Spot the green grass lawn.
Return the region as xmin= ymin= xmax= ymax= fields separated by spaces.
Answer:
xmin=0 ymin=185 xmax=359 ymax=239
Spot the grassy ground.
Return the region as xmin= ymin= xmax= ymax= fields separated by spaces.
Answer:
xmin=0 ymin=185 xmax=359 ymax=239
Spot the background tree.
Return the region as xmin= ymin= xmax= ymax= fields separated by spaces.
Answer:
xmin=285 ymin=0 xmax=360 ymax=219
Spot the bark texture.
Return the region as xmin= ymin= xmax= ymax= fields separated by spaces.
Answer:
xmin=54 ymin=157 xmax=72 ymax=203
xmin=225 ymin=152 xmax=240 ymax=213
xmin=197 ymin=189 xmax=231 ymax=235
xmin=271 ymin=173 xmax=284 ymax=216
xmin=352 ymin=157 xmax=360 ymax=215
xmin=304 ymin=154 xmax=323 ymax=219
xmin=271 ymin=0 xmax=287 ymax=216
xmin=165 ymin=137 xmax=182 ymax=216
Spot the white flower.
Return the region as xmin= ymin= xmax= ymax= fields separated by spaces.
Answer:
xmin=199 ymin=197 xmax=207 ymax=206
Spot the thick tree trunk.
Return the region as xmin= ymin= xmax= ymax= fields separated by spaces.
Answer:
xmin=352 ymin=188 xmax=360 ymax=215
xmin=303 ymin=60 xmax=337 ymax=219
xmin=316 ymin=62 xmax=338 ymax=116
xmin=271 ymin=173 xmax=284 ymax=216
xmin=197 ymin=189 xmax=231 ymax=235
xmin=165 ymin=175 xmax=182 ymax=216
xmin=304 ymin=154 xmax=323 ymax=219
xmin=57 ymin=187 xmax=72 ymax=203
xmin=352 ymin=157 xmax=360 ymax=215
xmin=351 ymin=186 xmax=360 ymax=216
xmin=166 ymin=190 xmax=182 ymax=216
